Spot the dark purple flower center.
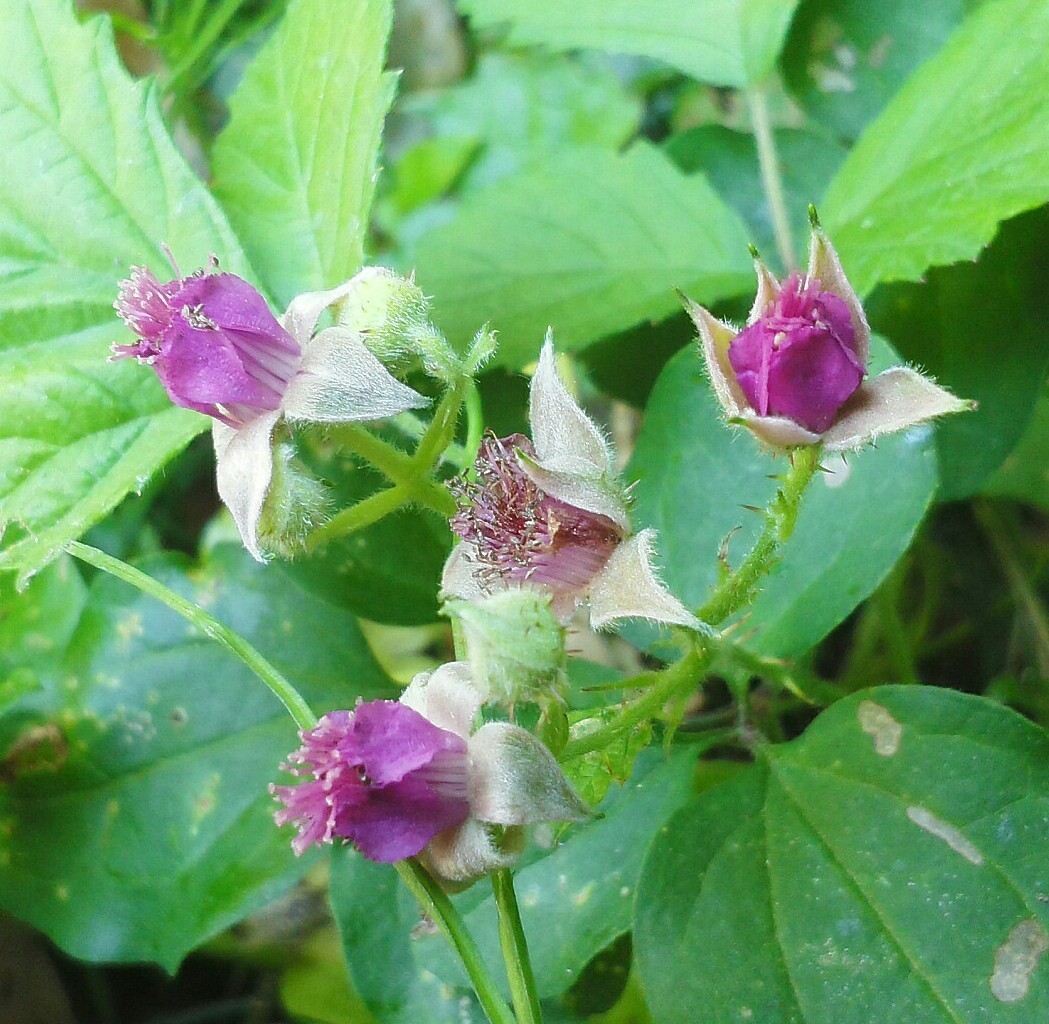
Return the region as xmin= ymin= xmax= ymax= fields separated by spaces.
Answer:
xmin=727 ymin=273 xmax=864 ymax=433
xmin=450 ymin=434 xmax=622 ymax=595
xmin=271 ymin=702 xmax=471 ymax=862
xmin=113 ymin=263 xmax=301 ymax=428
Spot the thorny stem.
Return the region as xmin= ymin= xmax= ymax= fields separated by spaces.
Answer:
xmin=697 ymin=445 xmax=821 ymax=625
xmin=66 ymin=542 xmax=317 ymax=732
xmin=747 ymin=85 xmax=795 ymax=271
xmin=493 ymin=870 xmax=544 ymax=1024
xmin=395 ymin=860 xmax=516 ymax=1024
xmin=560 ymin=647 xmax=708 ymax=762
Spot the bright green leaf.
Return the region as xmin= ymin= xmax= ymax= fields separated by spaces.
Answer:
xmin=456 ymin=0 xmax=802 ymax=87
xmin=636 ymin=686 xmax=1049 ymax=1023
xmin=414 ymin=144 xmax=753 ymax=367
xmin=212 ymin=0 xmax=397 ymax=306
xmin=0 ymin=545 xmax=393 ymax=969
xmin=0 ymin=0 xmax=247 ymax=579
xmin=823 ymin=0 xmax=1049 ymax=296
xmin=629 ymin=338 xmax=938 ymax=657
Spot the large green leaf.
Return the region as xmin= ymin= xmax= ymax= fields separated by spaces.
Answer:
xmin=984 ymin=393 xmax=1049 ymax=514
xmin=456 ymin=0 xmax=801 ymax=87
xmin=0 ymin=0 xmax=247 ymax=579
xmin=868 ymin=207 xmax=1049 ymax=501
xmin=782 ymin=0 xmax=966 ymax=142
xmin=415 ymin=749 xmax=697 ymax=998
xmin=629 ymin=338 xmax=937 ymax=656
xmin=0 ymin=545 xmax=393 ymax=969
xmin=823 ymin=0 xmax=1049 ymax=296
xmin=636 ymin=686 xmax=1049 ymax=1023
xmin=212 ymin=0 xmax=397 ymax=306
xmin=414 ymin=144 xmax=753 ymax=367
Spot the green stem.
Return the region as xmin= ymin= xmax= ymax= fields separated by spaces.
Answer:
xmin=697 ymin=446 xmax=820 ymax=625
xmin=463 ymin=382 xmax=485 ymax=474
xmin=492 ymin=870 xmax=543 ymax=1024
xmin=561 ymin=647 xmax=706 ymax=761
xmin=395 ymin=860 xmax=516 ymax=1024
xmin=307 ymin=485 xmax=410 ymax=550
xmin=747 ymin=86 xmax=795 ymax=271
xmin=413 ymin=380 xmax=467 ymax=474
xmin=66 ymin=542 xmax=317 ymax=731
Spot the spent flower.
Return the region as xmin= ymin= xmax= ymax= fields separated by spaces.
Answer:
xmin=271 ymin=662 xmax=587 ymax=881
xmin=114 ymin=254 xmax=425 ymax=558
xmin=444 ymin=336 xmax=702 ymax=632
xmin=684 ymin=213 xmax=972 ymax=450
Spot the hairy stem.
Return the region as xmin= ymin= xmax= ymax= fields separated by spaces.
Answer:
xmin=697 ymin=445 xmax=820 ymax=625
xmin=307 ymin=485 xmax=411 ymax=550
xmin=395 ymin=860 xmax=516 ymax=1024
xmin=747 ymin=86 xmax=795 ymax=271
xmin=493 ymin=870 xmax=544 ymax=1024
xmin=66 ymin=542 xmax=317 ymax=731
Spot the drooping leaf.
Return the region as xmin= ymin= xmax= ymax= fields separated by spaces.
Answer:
xmin=823 ymin=0 xmax=1049 ymax=296
xmin=456 ymin=0 xmax=802 ymax=87
xmin=868 ymin=207 xmax=1049 ymax=500
xmin=0 ymin=0 xmax=248 ymax=579
xmin=636 ymin=686 xmax=1049 ymax=1023
xmin=781 ymin=0 xmax=966 ymax=142
xmin=0 ymin=545 xmax=393 ymax=969
xmin=629 ymin=337 xmax=938 ymax=657
xmin=212 ymin=0 xmax=396 ymax=307
xmin=414 ymin=144 xmax=752 ymax=367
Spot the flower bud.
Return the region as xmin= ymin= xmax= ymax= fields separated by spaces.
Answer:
xmin=114 ymin=262 xmax=300 ymax=428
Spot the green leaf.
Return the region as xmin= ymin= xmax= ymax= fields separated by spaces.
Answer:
xmin=629 ymin=338 xmax=938 ymax=657
xmin=330 ymin=849 xmax=484 ymax=1024
xmin=868 ymin=207 xmax=1049 ymax=500
xmin=457 ymin=0 xmax=802 ymax=87
xmin=0 ymin=0 xmax=247 ymax=579
xmin=781 ymin=0 xmax=966 ymax=142
xmin=415 ymin=750 xmax=697 ymax=1000
xmin=984 ymin=393 xmax=1049 ymax=514
xmin=823 ymin=0 xmax=1049 ymax=296
xmin=664 ymin=125 xmax=848 ymax=273
xmin=0 ymin=545 xmax=393 ymax=969
xmin=212 ymin=0 xmax=397 ymax=306
xmin=414 ymin=144 xmax=753 ymax=367
xmin=636 ymin=686 xmax=1049 ymax=1023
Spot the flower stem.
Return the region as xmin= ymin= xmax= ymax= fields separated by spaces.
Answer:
xmin=66 ymin=541 xmax=317 ymax=731
xmin=560 ymin=647 xmax=707 ymax=761
xmin=395 ymin=860 xmax=516 ymax=1024
xmin=747 ymin=85 xmax=795 ymax=271
xmin=492 ymin=870 xmax=544 ymax=1024
xmin=463 ymin=381 xmax=485 ymax=474
xmin=697 ymin=445 xmax=820 ymax=626
xmin=413 ymin=379 xmax=467 ymax=474
xmin=307 ymin=485 xmax=411 ymax=550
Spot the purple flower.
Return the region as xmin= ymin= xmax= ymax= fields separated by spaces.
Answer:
xmin=113 ymin=255 xmax=426 ymax=559
xmin=442 ymin=338 xmax=703 ymax=632
xmin=272 ymin=663 xmax=589 ymax=881
xmin=114 ymin=263 xmax=301 ymax=428
xmin=685 ymin=216 xmax=972 ymax=450
xmin=727 ymin=272 xmax=863 ymax=433
xmin=271 ymin=701 xmax=470 ymax=862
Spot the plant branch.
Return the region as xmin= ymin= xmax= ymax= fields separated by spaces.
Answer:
xmin=493 ymin=870 xmax=543 ymax=1024
xmin=747 ymin=86 xmax=795 ymax=271
xmin=66 ymin=542 xmax=317 ymax=731
xmin=307 ymin=485 xmax=411 ymax=550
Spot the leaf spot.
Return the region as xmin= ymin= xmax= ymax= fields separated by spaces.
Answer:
xmin=991 ymin=919 xmax=1049 ymax=1003
xmin=906 ymin=806 xmax=984 ymax=865
xmin=857 ymin=700 xmax=901 ymax=755
xmin=572 ymin=882 xmax=595 ymax=907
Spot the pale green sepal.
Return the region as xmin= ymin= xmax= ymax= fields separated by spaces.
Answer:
xmin=212 ymin=412 xmax=280 ymax=562
xmin=282 ymin=326 xmax=427 ymax=422
xmin=399 ymin=661 xmax=482 ymax=740
xmin=467 ymin=721 xmax=590 ymax=825
xmin=588 ymin=530 xmax=710 ymax=633
xmin=805 ymin=218 xmax=871 ymax=366
xmin=681 ymin=295 xmax=748 ymax=418
xmin=419 ymin=818 xmax=523 ymax=884
xmin=517 ymin=451 xmax=631 ymax=531
xmin=530 ymin=332 xmax=613 ymax=475
xmin=821 ymin=366 xmax=975 ymax=452
xmin=279 ymin=280 xmax=358 ymax=344
xmin=440 ymin=540 xmax=487 ymax=602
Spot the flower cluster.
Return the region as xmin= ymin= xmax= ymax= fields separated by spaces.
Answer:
xmin=685 ymin=216 xmax=971 ymax=450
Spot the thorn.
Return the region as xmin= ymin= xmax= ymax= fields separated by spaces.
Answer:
xmin=740 ymin=504 xmax=763 ymax=514
xmin=808 ymin=204 xmax=821 ymax=228
xmin=748 ymin=243 xmax=761 ymax=261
